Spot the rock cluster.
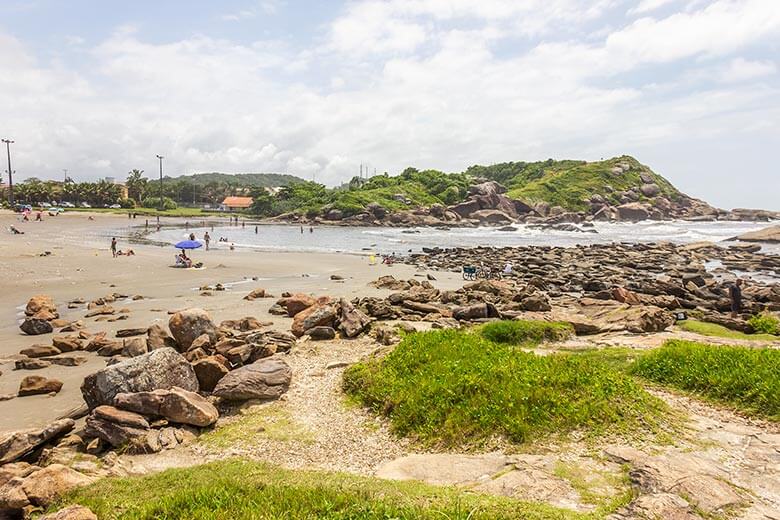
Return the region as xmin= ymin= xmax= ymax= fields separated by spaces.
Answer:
xmin=274 ymin=295 xmax=371 ymax=339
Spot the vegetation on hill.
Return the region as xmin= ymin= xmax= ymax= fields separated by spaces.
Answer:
xmin=167 ymin=172 xmax=302 ymax=188
xmin=343 ymin=326 xmax=665 ymax=447
xmin=468 ymin=156 xmax=681 ymax=212
xmin=57 ymin=459 xmax=582 ymax=520
xmin=632 ymin=340 xmax=780 ymax=420
xmin=678 ymin=319 xmax=779 ymax=341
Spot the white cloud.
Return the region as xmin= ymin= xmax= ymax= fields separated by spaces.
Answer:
xmin=628 ymin=0 xmax=680 ymax=15
xmin=0 ymin=0 xmax=779 ymax=210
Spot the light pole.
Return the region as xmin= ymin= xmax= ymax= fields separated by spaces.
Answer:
xmin=2 ymin=139 xmax=14 ymax=206
xmin=156 ymin=155 xmax=164 ymax=211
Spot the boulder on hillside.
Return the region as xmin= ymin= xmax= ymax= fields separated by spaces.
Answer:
xmin=168 ymin=308 xmax=218 ymax=351
xmin=447 ymin=199 xmax=481 ymax=219
xmin=640 ymin=183 xmax=661 ymax=197
xmin=212 ymin=357 xmax=292 ymax=401
xmin=468 ymin=181 xmax=507 ymax=196
xmin=114 ymin=387 xmax=218 ymax=427
xmin=291 ymin=304 xmax=336 ymax=337
xmin=471 ymin=209 xmax=513 ymax=225
xmin=0 ymin=419 xmax=75 ymax=464
xmin=616 ymin=202 xmax=651 ymax=221
xmin=81 ymin=347 xmax=198 ymax=409
xmin=20 ymin=318 xmax=53 ymax=336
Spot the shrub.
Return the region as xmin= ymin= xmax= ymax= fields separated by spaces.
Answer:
xmin=748 ymin=313 xmax=780 ymax=335
xmin=481 ymin=320 xmax=574 ymax=344
xmin=142 ymin=196 xmax=178 ymax=210
xmin=344 ymin=329 xmax=664 ymax=446
xmin=119 ymin=198 xmax=136 ymax=209
xmin=632 ymin=340 xmax=780 ymax=420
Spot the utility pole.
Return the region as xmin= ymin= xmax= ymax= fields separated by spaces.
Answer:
xmin=63 ymin=169 xmax=68 ymax=183
xmin=156 ymin=155 xmax=164 ymax=211
xmin=2 ymin=139 xmax=14 ymax=205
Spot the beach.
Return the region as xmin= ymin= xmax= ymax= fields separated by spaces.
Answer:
xmin=0 ymin=211 xmax=465 ymax=431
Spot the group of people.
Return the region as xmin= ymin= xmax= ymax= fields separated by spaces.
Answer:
xmin=109 ymin=237 xmax=135 ymax=257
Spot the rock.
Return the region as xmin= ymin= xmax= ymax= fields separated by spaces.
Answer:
xmin=324 ymin=208 xmax=343 ymax=221
xmin=0 ymin=419 xmax=75 ymax=464
xmin=19 ymin=376 xmax=63 ymax=396
xmin=122 ymin=337 xmax=148 ymax=357
xmin=377 ymin=453 xmax=510 ymax=486
xmin=40 ymin=505 xmax=98 ymax=520
xmin=212 ymin=357 xmax=292 ymax=401
xmin=115 ymin=327 xmax=148 ymax=338
xmin=25 ymin=295 xmax=56 ymax=317
xmin=470 ymin=209 xmax=513 ymax=225
xmin=291 ymin=304 xmax=336 ymax=337
xmin=84 ymin=407 xmax=149 ymax=447
xmin=189 ymin=333 xmax=212 ymax=351
xmin=734 ymin=225 xmax=780 ymax=243
xmin=147 ymin=323 xmax=177 ymax=350
xmin=0 ymin=477 xmax=30 ymax=509
xmin=375 ymin=326 xmax=401 ymax=345
xmin=337 ymin=298 xmax=370 ymax=338
xmin=20 ymin=318 xmax=53 ymax=336
xmin=192 ymin=357 xmax=229 ymax=392
xmin=43 ymin=355 xmax=88 ymax=367
xmin=366 ymin=202 xmax=387 ymax=219
xmin=21 ymin=464 xmax=93 ymax=507
xmin=616 ymin=202 xmax=651 ymax=221
xmin=19 ymin=345 xmax=60 ymax=358
xmin=308 ymin=326 xmax=336 ymax=340
xmin=370 ymin=276 xmax=411 ymax=291
xmin=93 ymin=405 xmax=150 ymax=429
xmin=640 ymin=183 xmax=661 ymax=197
xmin=96 ymin=341 xmax=124 ymax=357
xmin=52 ymin=336 xmax=83 ymax=352
xmin=244 ymin=288 xmax=269 ymax=300
xmin=520 ymin=294 xmax=552 ymax=312
xmin=80 ymin=347 xmax=198 ymax=410
xmin=277 ymin=294 xmax=317 ymax=317
xmin=267 ymin=303 xmax=287 ymax=315
xmin=114 ymin=387 xmax=218 ymax=427
xmin=168 ymin=308 xmax=218 ymax=351
xmin=452 ymin=303 xmax=500 ymax=321
xmin=15 ymin=358 xmax=52 ymax=370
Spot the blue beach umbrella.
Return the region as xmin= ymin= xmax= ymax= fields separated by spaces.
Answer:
xmin=174 ymin=240 xmax=202 ymax=250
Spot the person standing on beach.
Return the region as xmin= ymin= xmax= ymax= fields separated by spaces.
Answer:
xmin=729 ymin=279 xmax=743 ymax=318
xmin=255 ymin=225 xmax=258 ymax=234
xmin=110 ymin=237 xmax=118 ymax=258
xmin=204 ymin=232 xmax=211 ymax=250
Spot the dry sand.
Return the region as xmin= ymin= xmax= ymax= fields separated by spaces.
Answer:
xmin=0 ymin=211 xmax=462 ymax=432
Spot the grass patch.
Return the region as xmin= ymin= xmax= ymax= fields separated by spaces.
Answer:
xmin=55 ymin=459 xmax=586 ymax=519
xmin=553 ymin=462 xmax=633 ymax=515
xmin=678 ymin=319 xmax=779 ymax=341
xmin=343 ymin=328 xmax=665 ymax=447
xmin=199 ymin=403 xmax=314 ymax=449
xmin=481 ymin=320 xmax=574 ymax=344
xmin=632 ymin=340 xmax=780 ymax=421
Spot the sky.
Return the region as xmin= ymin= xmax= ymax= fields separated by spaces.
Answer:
xmin=0 ymin=0 xmax=778 ymax=210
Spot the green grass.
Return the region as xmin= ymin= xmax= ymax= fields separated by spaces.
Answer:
xmin=678 ymin=319 xmax=779 ymax=341
xmin=199 ymin=403 xmax=314 ymax=449
xmin=55 ymin=459 xmax=587 ymax=520
xmin=632 ymin=340 xmax=780 ymax=421
xmin=343 ymin=328 xmax=665 ymax=447
xmin=748 ymin=313 xmax=780 ymax=335
xmin=481 ymin=320 xmax=574 ymax=344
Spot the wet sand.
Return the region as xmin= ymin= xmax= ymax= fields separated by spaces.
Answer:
xmin=0 ymin=211 xmax=463 ymax=432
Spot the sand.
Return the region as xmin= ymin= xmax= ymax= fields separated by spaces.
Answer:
xmin=0 ymin=210 xmax=463 ymax=432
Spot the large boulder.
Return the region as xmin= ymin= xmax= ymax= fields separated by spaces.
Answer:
xmin=0 ymin=419 xmax=75 ymax=464
xmin=452 ymin=303 xmax=501 ymax=321
xmin=616 ymin=202 xmax=651 ymax=221
xmin=471 ymin=209 xmax=513 ymax=225
xmin=734 ymin=225 xmax=780 ymax=243
xmin=212 ymin=357 xmax=292 ymax=401
xmin=80 ymin=347 xmax=198 ymax=410
xmin=277 ymin=294 xmax=317 ymax=317
xmin=20 ymin=318 xmax=53 ymax=336
xmin=337 ymin=298 xmax=370 ymax=338
xmin=168 ymin=308 xmax=218 ymax=351
xmin=114 ymin=387 xmax=218 ymax=427
xmin=291 ymin=304 xmax=336 ymax=337
xmin=447 ymin=199 xmax=481 ymax=219
xmin=84 ymin=406 xmax=150 ymax=447
xmin=21 ymin=464 xmax=93 ymax=507
xmin=640 ymin=183 xmax=661 ymax=197
xmin=468 ymin=181 xmax=507 ymax=197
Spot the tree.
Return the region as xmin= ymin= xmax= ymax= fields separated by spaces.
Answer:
xmin=126 ymin=169 xmax=148 ymax=201
xmin=249 ymin=188 xmax=274 ymax=215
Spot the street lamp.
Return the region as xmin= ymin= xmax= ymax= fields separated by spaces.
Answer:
xmin=156 ymin=154 xmax=164 ymax=211
xmin=2 ymin=139 xmax=14 ymax=205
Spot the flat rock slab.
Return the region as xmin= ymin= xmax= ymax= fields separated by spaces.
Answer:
xmin=0 ymin=419 xmax=75 ymax=464
xmin=476 ymin=468 xmax=590 ymax=513
xmin=376 ymin=453 xmax=510 ymax=486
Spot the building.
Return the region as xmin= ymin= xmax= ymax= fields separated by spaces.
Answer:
xmin=220 ymin=196 xmax=253 ymax=211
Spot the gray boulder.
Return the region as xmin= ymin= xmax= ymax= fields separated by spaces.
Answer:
xmin=80 ymin=347 xmax=198 ymax=410
xmin=168 ymin=308 xmax=218 ymax=351
xmin=114 ymin=387 xmax=218 ymax=427
xmin=20 ymin=318 xmax=53 ymax=336
xmin=213 ymin=357 xmax=292 ymax=401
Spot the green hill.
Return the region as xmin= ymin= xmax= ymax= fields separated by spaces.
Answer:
xmin=166 ymin=172 xmax=302 ymax=188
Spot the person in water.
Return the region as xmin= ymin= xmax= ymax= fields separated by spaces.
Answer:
xmin=204 ymin=232 xmax=211 ymax=250
xmin=189 ymin=232 xmax=196 ymax=241
xmin=110 ymin=237 xmax=118 ymax=258
xmin=729 ymin=279 xmax=743 ymax=318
